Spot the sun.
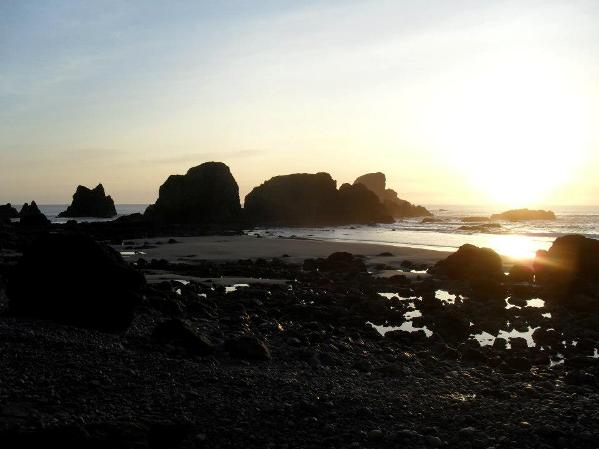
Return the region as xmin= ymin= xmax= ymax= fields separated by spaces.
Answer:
xmin=428 ymin=53 xmax=593 ymax=207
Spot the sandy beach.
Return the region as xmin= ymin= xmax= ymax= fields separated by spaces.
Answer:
xmin=121 ymin=234 xmax=452 ymax=267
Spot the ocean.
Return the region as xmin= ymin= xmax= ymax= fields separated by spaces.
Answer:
xmin=32 ymin=204 xmax=599 ymax=260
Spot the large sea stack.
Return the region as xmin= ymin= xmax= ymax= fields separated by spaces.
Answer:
xmin=491 ymin=208 xmax=555 ymax=221
xmin=244 ymin=172 xmax=392 ymax=226
xmin=354 ymin=172 xmax=432 ymax=218
xmin=145 ymin=162 xmax=241 ymax=225
xmin=58 ymin=184 xmax=117 ymax=218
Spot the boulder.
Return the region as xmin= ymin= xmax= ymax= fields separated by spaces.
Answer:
xmin=354 ymin=172 xmax=432 ymax=218
xmin=19 ymin=201 xmax=51 ymax=226
xmin=7 ymin=233 xmax=145 ymax=331
xmin=303 ymin=252 xmax=367 ymax=274
xmin=534 ymin=234 xmax=599 ymax=291
xmin=0 ymin=203 xmax=19 ymax=220
xmin=430 ymin=244 xmax=504 ymax=281
xmin=145 ymin=162 xmax=241 ymax=224
xmin=508 ymin=264 xmax=534 ymax=283
xmin=225 ymin=335 xmax=271 ymax=361
xmin=490 ymin=209 xmax=555 ymax=221
xmin=58 ymin=184 xmax=117 ymax=218
xmin=151 ymin=319 xmax=215 ymax=355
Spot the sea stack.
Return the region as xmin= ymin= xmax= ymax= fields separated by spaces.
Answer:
xmin=19 ymin=201 xmax=50 ymax=226
xmin=490 ymin=208 xmax=556 ymax=221
xmin=145 ymin=162 xmax=241 ymax=224
xmin=59 ymin=184 xmax=117 ymax=218
xmin=244 ymin=172 xmax=393 ymax=226
xmin=354 ymin=172 xmax=432 ymax=218
xmin=0 ymin=204 xmax=19 ymax=220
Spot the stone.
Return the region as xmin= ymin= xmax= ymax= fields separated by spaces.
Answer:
xmin=145 ymin=162 xmax=241 ymax=224
xmin=152 ymin=319 xmax=214 ymax=355
xmin=337 ymin=183 xmax=393 ymax=224
xmin=7 ymin=232 xmax=145 ymax=331
xmin=19 ymin=201 xmax=51 ymax=226
xmin=354 ymin=172 xmax=432 ymax=218
xmin=0 ymin=203 xmax=19 ymax=220
xmin=59 ymin=184 xmax=117 ymax=218
xmin=225 ymin=335 xmax=271 ymax=361
xmin=508 ymin=264 xmax=534 ymax=283
xmin=430 ymin=244 xmax=503 ymax=281
xmin=490 ymin=209 xmax=555 ymax=221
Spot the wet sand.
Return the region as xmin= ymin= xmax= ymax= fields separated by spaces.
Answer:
xmin=120 ymin=234 xmax=452 ymax=267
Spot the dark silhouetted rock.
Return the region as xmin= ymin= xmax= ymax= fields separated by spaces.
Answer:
xmin=152 ymin=319 xmax=215 ymax=355
xmin=0 ymin=203 xmax=19 ymax=220
xmin=534 ymin=234 xmax=599 ymax=292
xmin=7 ymin=233 xmax=145 ymax=331
xmin=244 ymin=172 xmax=339 ymax=226
xmin=490 ymin=209 xmax=555 ymax=221
xmin=303 ymin=252 xmax=367 ymax=274
xmin=431 ymin=244 xmax=503 ymax=281
xmin=59 ymin=184 xmax=117 ymax=218
xmin=508 ymin=264 xmax=534 ymax=283
xmin=354 ymin=172 xmax=432 ymax=218
xmin=225 ymin=335 xmax=271 ymax=361
xmin=18 ymin=201 xmax=51 ymax=226
xmin=145 ymin=162 xmax=241 ymax=224
xmin=337 ymin=183 xmax=393 ymax=224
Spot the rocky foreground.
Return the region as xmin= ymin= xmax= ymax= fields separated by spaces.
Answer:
xmin=0 ymin=232 xmax=598 ymax=448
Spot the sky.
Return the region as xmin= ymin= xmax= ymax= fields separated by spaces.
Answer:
xmin=1 ymin=0 xmax=598 ymax=206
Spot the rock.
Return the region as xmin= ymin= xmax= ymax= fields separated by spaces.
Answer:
xmin=507 ymin=356 xmax=532 ymax=371
xmin=145 ymin=162 xmax=241 ymax=224
xmin=0 ymin=203 xmax=19 ymax=220
xmin=337 ymin=183 xmax=393 ymax=224
xmin=225 ymin=335 xmax=271 ymax=361
xmin=508 ymin=264 xmax=534 ymax=283
xmin=367 ymin=429 xmax=384 ymax=441
xmin=430 ymin=244 xmax=503 ymax=281
xmin=7 ymin=232 xmax=145 ymax=331
xmin=59 ymin=184 xmax=117 ymax=218
xmin=18 ymin=201 xmax=51 ymax=226
xmin=152 ymin=319 xmax=214 ymax=355
xmin=490 ymin=209 xmax=555 ymax=221
xmin=421 ymin=217 xmax=442 ymax=223
xmin=354 ymin=172 xmax=432 ymax=218
xmin=461 ymin=216 xmax=490 ymax=222
xmin=534 ymin=235 xmax=599 ymax=293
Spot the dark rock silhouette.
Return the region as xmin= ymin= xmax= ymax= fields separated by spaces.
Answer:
xmin=462 ymin=216 xmax=490 ymax=222
xmin=245 ymin=172 xmax=393 ymax=226
xmin=225 ymin=336 xmax=271 ymax=361
xmin=19 ymin=201 xmax=51 ymax=227
xmin=7 ymin=233 xmax=145 ymax=331
xmin=0 ymin=203 xmax=19 ymax=220
xmin=508 ymin=264 xmax=534 ymax=283
xmin=353 ymin=172 xmax=431 ymax=218
xmin=534 ymin=234 xmax=599 ymax=291
xmin=145 ymin=162 xmax=241 ymax=224
xmin=491 ymin=209 xmax=555 ymax=221
xmin=59 ymin=184 xmax=117 ymax=218
xmin=152 ymin=319 xmax=215 ymax=355
xmin=431 ymin=244 xmax=503 ymax=281
xmin=337 ymin=183 xmax=393 ymax=224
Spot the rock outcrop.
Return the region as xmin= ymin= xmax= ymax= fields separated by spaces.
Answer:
xmin=244 ymin=172 xmax=392 ymax=226
xmin=7 ymin=233 xmax=145 ymax=331
xmin=19 ymin=201 xmax=50 ymax=226
xmin=534 ymin=235 xmax=599 ymax=291
xmin=430 ymin=244 xmax=504 ymax=281
xmin=58 ymin=184 xmax=117 ymax=218
xmin=0 ymin=204 xmax=19 ymax=220
xmin=491 ymin=209 xmax=555 ymax=221
xmin=353 ymin=172 xmax=431 ymax=218
xmin=145 ymin=162 xmax=241 ymax=225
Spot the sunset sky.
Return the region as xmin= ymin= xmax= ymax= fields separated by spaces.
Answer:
xmin=1 ymin=0 xmax=598 ymax=206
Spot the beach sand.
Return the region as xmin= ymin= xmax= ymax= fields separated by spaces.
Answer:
xmin=121 ymin=234 xmax=451 ymax=267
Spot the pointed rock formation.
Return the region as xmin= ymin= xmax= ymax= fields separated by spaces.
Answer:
xmin=59 ymin=184 xmax=117 ymax=218
xmin=354 ymin=172 xmax=432 ymax=218
xmin=145 ymin=162 xmax=241 ymax=224
xmin=19 ymin=201 xmax=50 ymax=226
